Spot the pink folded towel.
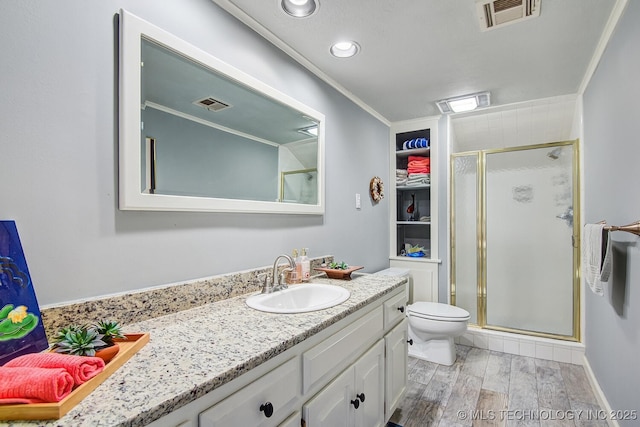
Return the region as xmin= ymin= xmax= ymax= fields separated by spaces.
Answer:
xmin=0 ymin=366 xmax=74 ymax=403
xmin=4 ymin=352 xmax=105 ymax=385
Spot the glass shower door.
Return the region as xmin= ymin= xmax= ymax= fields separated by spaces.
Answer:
xmin=484 ymin=144 xmax=576 ymax=336
xmin=451 ymin=153 xmax=480 ymax=325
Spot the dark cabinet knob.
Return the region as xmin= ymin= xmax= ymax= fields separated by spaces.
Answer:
xmin=350 ymin=398 xmax=360 ymax=409
xmin=260 ymin=402 xmax=274 ymax=418
xmin=407 ymin=339 xmax=413 ymax=345
xmin=397 ymin=306 xmax=405 ymax=313
xmin=357 ymin=393 xmax=365 ymax=402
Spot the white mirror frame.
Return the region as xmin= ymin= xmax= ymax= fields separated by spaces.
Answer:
xmin=118 ymin=9 xmax=325 ymax=214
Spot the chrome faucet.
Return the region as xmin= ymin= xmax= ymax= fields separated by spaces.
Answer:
xmin=261 ymin=254 xmax=296 ymax=293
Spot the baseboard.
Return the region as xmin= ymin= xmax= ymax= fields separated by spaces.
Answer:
xmin=582 ymin=355 xmax=620 ymax=427
xmin=457 ymin=327 xmax=585 ymax=365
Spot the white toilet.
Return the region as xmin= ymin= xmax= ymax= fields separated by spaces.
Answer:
xmin=373 ymin=268 xmax=470 ymax=366
xmin=407 ymin=301 xmax=470 ymax=366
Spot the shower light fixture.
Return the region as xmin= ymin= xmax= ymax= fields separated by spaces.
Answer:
xmin=330 ymin=41 xmax=360 ymax=58
xmin=281 ymin=0 xmax=318 ymax=18
xmin=436 ymin=92 xmax=491 ymax=114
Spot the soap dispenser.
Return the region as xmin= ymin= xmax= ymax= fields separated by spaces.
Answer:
xmin=287 ymin=249 xmax=301 ymax=284
xmin=300 ymin=248 xmax=311 ymax=281
xmin=294 ymin=249 xmax=303 ymax=284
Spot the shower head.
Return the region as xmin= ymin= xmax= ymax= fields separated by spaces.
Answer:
xmin=547 ymin=147 xmax=562 ymax=160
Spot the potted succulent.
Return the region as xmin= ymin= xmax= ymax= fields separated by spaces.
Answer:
xmin=314 ymin=261 xmax=364 ymax=280
xmin=51 ymin=320 xmax=125 ymax=363
xmin=92 ymin=320 xmax=126 ymax=347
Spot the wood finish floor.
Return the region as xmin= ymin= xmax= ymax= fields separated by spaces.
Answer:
xmin=390 ymin=345 xmax=609 ymax=427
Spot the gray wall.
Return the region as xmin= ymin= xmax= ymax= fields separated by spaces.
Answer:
xmin=0 ymin=0 xmax=390 ymax=306
xmin=583 ymin=1 xmax=639 ymax=420
xmin=143 ymin=108 xmax=279 ymax=200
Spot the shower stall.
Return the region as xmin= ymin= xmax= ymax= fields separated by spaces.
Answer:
xmin=450 ymin=140 xmax=580 ymax=341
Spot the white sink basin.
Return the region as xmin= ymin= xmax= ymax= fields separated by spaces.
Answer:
xmin=246 ymin=283 xmax=350 ymax=313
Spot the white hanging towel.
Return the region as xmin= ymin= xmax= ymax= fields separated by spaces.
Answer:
xmin=582 ymin=223 xmax=612 ymax=296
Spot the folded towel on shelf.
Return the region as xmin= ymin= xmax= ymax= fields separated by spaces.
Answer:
xmin=408 ymin=155 xmax=430 ymax=165
xmin=4 ymin=352 xmax=105 ymax=386
xmin=402 ymin=138 xmax=429 ymax=150
xmin=396 ymin=169 xmax=409 ymax=186
xmin=406 ymin=177 xmax=430 ymax=185
xmin=582 ymin=223 xmax=612 ymax=296
xmin=408 ymin=168 xmax=430 ymax=174
xmin=408 ymin=156 xmax=430 ymax=174
xmin=0 ymin=366 xmax=74 ymax=403
xmin=407 ymin=173 xmax=429 ymax=178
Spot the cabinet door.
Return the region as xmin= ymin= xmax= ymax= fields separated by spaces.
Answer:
xmin=302 ymin=307 xmax=383 ymax=394
xmin=279 ymin=412 xmax=301 ymax=427
xmin=354 ymin=340 xmax=385 ymax=427
xmin=303 ymin=366 xmax=353 ymax=427
xmin=385 ymin=318 xmax=408 ymax=419
xmin=199 ymin=357 xmax=299 ymax=427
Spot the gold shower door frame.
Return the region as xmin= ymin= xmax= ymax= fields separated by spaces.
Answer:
xmin=450 ymin=140 xmax=581 ymax=342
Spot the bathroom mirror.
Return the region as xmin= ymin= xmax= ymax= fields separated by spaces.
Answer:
xmin=118 ymin=10 xmax=325 ymax=214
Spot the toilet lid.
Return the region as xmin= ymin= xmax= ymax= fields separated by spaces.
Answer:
xmin=408 ymin=302 xmax=470 ymax=321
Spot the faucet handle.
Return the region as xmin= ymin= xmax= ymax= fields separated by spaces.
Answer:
xmin=258 ymin=272 xmax=271 ymax=293
xmin=278 ymin=267 xmax=293 ymax=289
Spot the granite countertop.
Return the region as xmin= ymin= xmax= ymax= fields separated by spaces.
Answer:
xmin=3 ymin=273 xmax=405 ymax=427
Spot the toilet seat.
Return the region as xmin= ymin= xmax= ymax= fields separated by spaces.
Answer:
xmin=408 ymin=302 xmax=470 ymax=322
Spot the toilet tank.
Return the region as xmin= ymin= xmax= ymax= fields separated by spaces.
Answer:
xmin=374 ymin=268 xmax=410 ymax=296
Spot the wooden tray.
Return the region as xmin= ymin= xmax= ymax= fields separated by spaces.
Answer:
xmin=315 ymin=266 xmax=363 ymax=280
xmin=0 ymin=333 xmax=150 ymax=420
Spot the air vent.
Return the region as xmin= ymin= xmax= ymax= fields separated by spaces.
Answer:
xmin=193 ymin=97 xmax=231 ymax=112
xmin=476 ymin=0 xmax=540 ymax=31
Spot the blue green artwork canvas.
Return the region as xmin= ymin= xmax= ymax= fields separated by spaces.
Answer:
xmin=0 ymin=221 xmax=48 ymax=365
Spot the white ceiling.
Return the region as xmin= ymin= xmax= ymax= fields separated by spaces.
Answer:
xmin=211 ymin=0 xmax=617 ymax=124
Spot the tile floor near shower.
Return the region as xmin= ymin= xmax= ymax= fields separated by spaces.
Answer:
xmin=390 ymin=345 xmax=608 ymax=427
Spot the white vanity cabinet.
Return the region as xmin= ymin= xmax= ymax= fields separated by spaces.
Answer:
xmin=302 ymin=340 xmax=385 ymax=427
xmin=145 ymin=284 xmax=407 ymax=427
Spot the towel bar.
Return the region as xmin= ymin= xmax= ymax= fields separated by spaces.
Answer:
xmin=598 ymin=220 xmax=640 ymax=236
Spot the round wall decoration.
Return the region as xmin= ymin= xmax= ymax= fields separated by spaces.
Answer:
xmin=369 ymin=176 xmax=384 ymax=203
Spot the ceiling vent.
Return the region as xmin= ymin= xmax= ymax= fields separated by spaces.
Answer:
xmin=476 ymin=0 xmax=541 ymax=31
xmin=193 ymin=97 xmax=231 ymax=112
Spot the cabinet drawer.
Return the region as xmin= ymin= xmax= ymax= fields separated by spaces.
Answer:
xmin=302 ymin=307 xmax=383 ymax=394
xmin=199 ymin=357 xmax=300 ymax=427
xmin=383 ymin=289 xmax=408 ymax=331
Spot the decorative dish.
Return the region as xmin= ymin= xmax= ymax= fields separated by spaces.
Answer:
xmin=314 ymin=265 xmax=364 ymax=280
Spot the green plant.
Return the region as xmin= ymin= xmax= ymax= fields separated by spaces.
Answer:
xmin=51 ymin=320 xmax=125 ymax=356
xmin=92 ymin=320 xmax=125 ymax=346
xmin=328 ymin=261 xmax=349 ymax=270
xmin=52 ymin=327 xmax=107 ymax=357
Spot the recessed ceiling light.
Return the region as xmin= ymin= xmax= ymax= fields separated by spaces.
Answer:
xmin=281 ymin=0 xmax=318 ymax=18
xmin=436 ymin=92 xmax=491 ymax=114
xmin=330 ymin=41 xmax=360 ymax=58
